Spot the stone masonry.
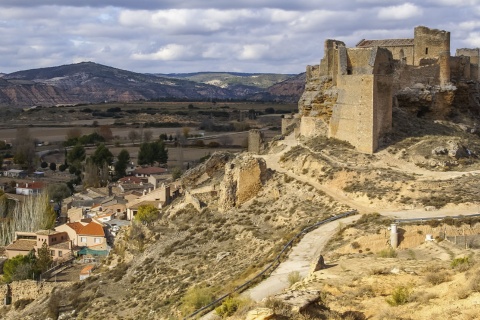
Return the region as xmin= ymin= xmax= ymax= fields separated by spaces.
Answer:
xmin=299 ymin=26 xmax=480 ymax=154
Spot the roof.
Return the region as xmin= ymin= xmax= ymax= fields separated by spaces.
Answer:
xmin=80 ymin=265 xmax=95 ymax=274
xmin=356 ymin=38 xmax=414 ymax=48
xmin=67 ymin=222 xmax=105 ymax=236
xmin=16 ymin=181 xmax=45 ymax=190
xmin=35 ymin=230 xmax=65 ymax=236
xmin=6 ymin=169 xmax=26 ymax=173
xmin=5 ymin=239 xmax=36 ymax=252
xmin=50 ymin=242 xmax=71 ymax=250
xmin=119 ymin=176 xmax=143 ymax=184
xmin=134 ymin=166 xmax=167 ymax=175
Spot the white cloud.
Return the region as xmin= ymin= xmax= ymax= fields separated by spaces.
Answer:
xmin=239 ymin=44 xmax=270 ymax=60
xmin=131 ymin=44 xmax=195 ymax=61
xmin=377 ymin=3 xmax=423 ymax=20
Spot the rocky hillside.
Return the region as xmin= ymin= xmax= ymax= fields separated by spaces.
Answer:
xmin=3 ymin=103 xmax=480 ymax=318
xmin=0 ymin=63 xmax=302 ymax=108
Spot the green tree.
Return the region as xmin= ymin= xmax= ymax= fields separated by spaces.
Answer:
xmin=138 ymin=142 xmax=154 ymax=166
xmin=47 ymin=183 xmax=71 ymax=203
xmin=134 ymin=204 xmax=159 ymax=224
xmin=36 ymin=242 xmax=53 ymax=273
xmin=172 ymin=167 xmax=183 ymax=180
xmin=91 ymin=143 xmax=114 ymax=167
xmin=13 ymin=127 xmax=36 ymax=170
xmin=67 ymin=144 xmax=86 ymax=166
xmin=3 ymin=254 xmax=34 ymax=282
xmin=155 ymin=140 xmax=168 ymax=165
xmin=114 ymin=149 xmax=130 ymax=179
xmin=49 ymin=162 xmax=57 ymax=171
xmin=41 ymin=161 xmax=48 ymax=169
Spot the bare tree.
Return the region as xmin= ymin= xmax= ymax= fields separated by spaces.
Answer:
xmin=66 ymin=127 xmax=82 ymax=141
xmin=0 ymin=193 xmax=55 ymax=246
xmin=128 ymin=130 xmax=140 ymax=145
xmin=143 ymin=130 xmax=153 ymax=142
xmin=96 ymin=125 xmax=113 ymax=142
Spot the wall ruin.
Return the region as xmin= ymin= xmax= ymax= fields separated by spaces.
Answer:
xmin=298 ymin=25 xmax=480 ymax=153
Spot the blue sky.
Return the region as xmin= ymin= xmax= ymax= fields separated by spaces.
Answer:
xmin=0 ymin=1 xmax=479 ymax=74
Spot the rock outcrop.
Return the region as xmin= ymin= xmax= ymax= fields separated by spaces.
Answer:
xmin=218 ymin=154 xmax=268 ymax=212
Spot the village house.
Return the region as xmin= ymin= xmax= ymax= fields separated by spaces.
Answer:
xmin=3 ymin=169 xmax=27 ymax=178
xmin=125 ymin=183 xmax=178 ymax=220
xmin=55 ymin=221 xmax=106 ymax=248
xmin=5 ymin=230 xmax=73 ymax=261
xmin=15 ymin=181 xmax=45 ymax=195
xmin=133 ymin=166 xmax=168 ymax=179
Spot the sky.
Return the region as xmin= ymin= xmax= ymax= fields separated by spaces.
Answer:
xmin=1 ymin=1 xmax=480 ymax=75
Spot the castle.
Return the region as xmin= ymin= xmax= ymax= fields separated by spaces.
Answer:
xmin=294 ymin=26 xmax=480 ymax=153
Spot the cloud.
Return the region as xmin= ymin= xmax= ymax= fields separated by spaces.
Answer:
xmin=377 ymin=3 xmax=423 ymax=20
xmin=0 ymin=1 xmax=479 ymax=74
xmin=132 ymin=44 xmax=196 ymax=61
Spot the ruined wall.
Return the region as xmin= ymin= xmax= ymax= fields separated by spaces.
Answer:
xmin=450 ymin=55 xmax=472 ymax=82
xmin=218 ymin=155 xmax=268 ymax=212
xmin=281 ymin=115 xmax=299 ymax=135
xmin=414 ymin=26 xmax=450 ymax=66
xmin=382 ymin=45 xmax=414 ymax=65
xmin=456 ymin=48 xmax=480 ymax=81
xmin=393 ymin=63 xmax=440 ymax=89
xmin=248 ymin=129 xmax=264 ymax=154
xmin=0 ymin=280 xmax=72 ymax=305
xmin=329 ymin=75 xmax=375 ymax=153
xmin=300 ymin=116 xmax=327 ymax=137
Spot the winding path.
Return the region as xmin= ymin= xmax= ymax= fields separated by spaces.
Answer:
xmin=245 ymin=132 xmax=480 ymax=302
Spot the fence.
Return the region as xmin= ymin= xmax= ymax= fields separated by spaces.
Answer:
xmin=40 ymin=257 xmax=74 ymax=281
xmin=185 ymin=209 xmax=358 ymax=319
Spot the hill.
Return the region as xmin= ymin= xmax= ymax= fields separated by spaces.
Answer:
xmin=0 ymin=63 xmax=303 ymax=108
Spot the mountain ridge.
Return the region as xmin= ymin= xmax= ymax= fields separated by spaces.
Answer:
xmin=0 ymin=62 xmax=304 ymax=108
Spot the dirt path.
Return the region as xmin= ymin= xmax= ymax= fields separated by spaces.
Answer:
xmin=243 ymin=133 xmax=480 ymax=302
xmin=244 ymin=214 xmax=359 ymax=301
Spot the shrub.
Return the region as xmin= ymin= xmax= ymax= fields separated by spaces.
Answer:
xmin=181 ymin=285 xmax=215 ymax=316
xmin=451 ymin=257 xmax=471 ymax=270
xmin=386 ymin=286 xmax=410 ymax=306
xmin=287 ymin=271 xmax=302 ymax=286
xmin=425 ymin=271 xmax=450 ymax=285
xmin=215 ymin=297 xmax=242 ymax=318
xmin=377 ymin=248 xmax=397 ymax=258
xmin=351 ymin=241 xmax=361 ymax=249
xmin=13 ymin=298 xmax=34 ymax=310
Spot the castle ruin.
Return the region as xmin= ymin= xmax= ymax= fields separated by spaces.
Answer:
xmin=297 ymin=26 xmax=480 ymax=153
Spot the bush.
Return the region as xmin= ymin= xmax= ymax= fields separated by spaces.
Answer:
xmin=13 ymin=298 xmax=34 ymax=310
xmin=451 ymin=257 xmax=471 ymax=270
xmin=181 ymin=285 xmax=215 ymax=316
xmin=386 ymin=286 xmax=410 ymax=306
xmin=215 ymin=297 xmax=242 ymax=318
xmin=377 ymin=248 xmax=397 ymax=258
xmin=425 ymin=271 xmax=450 ymax=285
xmin=287 ymin=271 xmax=302 ymax=286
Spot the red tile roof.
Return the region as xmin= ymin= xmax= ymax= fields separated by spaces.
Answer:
xmin=80 ymin=265 xmax=95 ymax=274
xmin=119 ymin=176 xmax=143 ymax=184
xmin=67 ymin=222 xmax=105 ymax=236
xmin=16 ymin=181 xmax=45 ymax=189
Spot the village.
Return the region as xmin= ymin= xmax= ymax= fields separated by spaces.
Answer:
xmin=0 ymin=160 xmax=181 ymax=282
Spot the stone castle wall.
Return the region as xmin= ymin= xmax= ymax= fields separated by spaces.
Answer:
xmin=248 ymin=129 xmax=264 ymax=154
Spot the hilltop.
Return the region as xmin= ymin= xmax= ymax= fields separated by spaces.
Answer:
xmin=0 ymin=63 xmax=304 ymax=108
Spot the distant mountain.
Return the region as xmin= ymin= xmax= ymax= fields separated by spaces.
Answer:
xmin=0 ymin=62 xmax=304 ymax=108
xmin=157 ymin=72 xmax=294 ymax=89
